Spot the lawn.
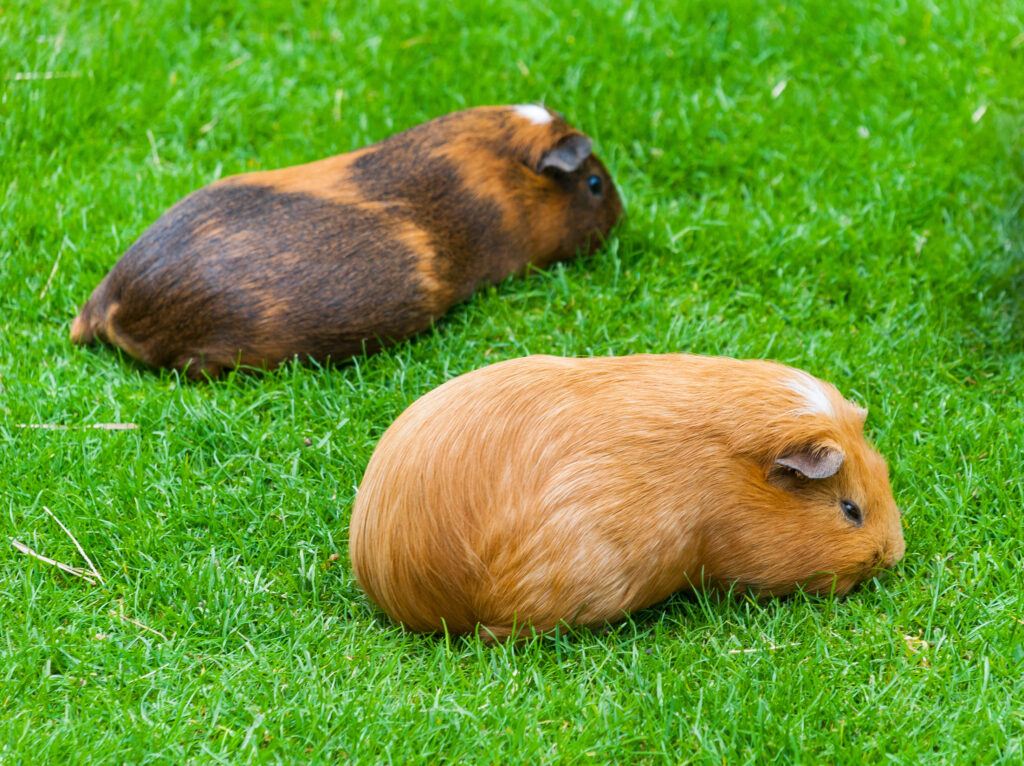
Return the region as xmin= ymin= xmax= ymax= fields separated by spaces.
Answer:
xmin=2 ymin=0 xmax=1023 ymax=762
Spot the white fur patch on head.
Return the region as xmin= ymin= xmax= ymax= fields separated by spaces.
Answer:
xmin=513 ymin=104 xmax=553 ymax=125
xmin=784 ymin=370 xmax=835 ymax=417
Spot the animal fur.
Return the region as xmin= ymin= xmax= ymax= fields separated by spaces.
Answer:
xmin=349 ymin=354 xmax=906 ymax=642
xmin=70 ymin=105 xmax=622 ymax=378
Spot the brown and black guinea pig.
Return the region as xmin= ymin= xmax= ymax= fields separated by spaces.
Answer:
xmin=349 ymin=354 xmax=907 ymax=642
xmin=70 ymin=104 xmax=622 ymax=378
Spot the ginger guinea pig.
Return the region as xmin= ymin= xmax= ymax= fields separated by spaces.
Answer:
xmin=349 ymin=354 xmax=905 ymax=642
xmin=70 ymin=105 xmax=622 ymax=378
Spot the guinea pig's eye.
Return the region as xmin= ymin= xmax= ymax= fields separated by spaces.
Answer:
xmin=841 ymin=499 xmax=863 ymax=526
xmin=586 ymin=174 xmax=603 ymax=196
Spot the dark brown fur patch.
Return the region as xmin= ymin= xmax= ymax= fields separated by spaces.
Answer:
xmin=89 ymin=182 xmax=436 ymax=372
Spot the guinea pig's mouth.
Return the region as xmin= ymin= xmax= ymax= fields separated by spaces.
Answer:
xmin=802 ymin=563 xmax=892 ymax=597
xmin=868 ymin=547 xmax=902 ymax=575
xmin=845 ymin=553 xmax=900 ymax=592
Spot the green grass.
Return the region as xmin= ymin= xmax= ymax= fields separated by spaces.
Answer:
xmin=2 ymin=0 xmax=1023 ymax=762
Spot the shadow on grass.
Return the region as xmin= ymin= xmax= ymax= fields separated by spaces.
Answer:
xmin=338 ymin=570 xmax=909 ymax=659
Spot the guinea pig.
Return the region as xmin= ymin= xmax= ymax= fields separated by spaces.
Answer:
xmin=69 ymin=105 xmax=622 ymax=378
xmin=349 ymin=354 xmax=906 ymax=642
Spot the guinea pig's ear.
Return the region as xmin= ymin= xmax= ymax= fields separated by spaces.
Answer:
xmin=774 ymin=440 xmax=845 ymax=479
xmin=537 ymin=133 xmax=593 ymax=174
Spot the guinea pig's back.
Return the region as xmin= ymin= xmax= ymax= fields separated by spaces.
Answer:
xmin=72 ymin=155 xmax=451 ymax=373
xmin=350 ymin=358 xmax=566 ymax=633
xmin=350 ymin=355 xmax=709 ymax=635
xmin=72 ymin=111 xmax=527 ymax=373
